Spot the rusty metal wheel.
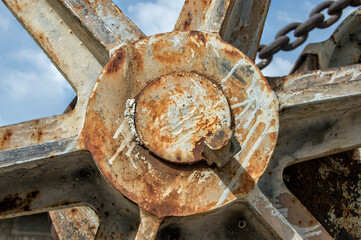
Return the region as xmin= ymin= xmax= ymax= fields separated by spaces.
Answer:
xmin=0 ymin=0 xmax=360 ymax=239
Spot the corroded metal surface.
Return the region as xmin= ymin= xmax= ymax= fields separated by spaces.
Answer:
xmin=50 ymin=207 xmax=99 ymax=240
xmin=49 ymin=0 xmax=145 ymax=65
xmin=284 ymin=151 xmax=361 ymax=240
xmin=1 ymin=0 xmax=360 ymax=239
xmin=135 ymin=208 xmax=162 ymax=240
xmin=136 ymin=72 xmax=232 ymax=164
xmin=258 ymin=9 xmax=361 ymax=240
xmin=175 ymin=0 xmax=271 ymax=61
xmin=0 ymin=0 xmax=103 ymax=155
xmin=278 ymin=9 xmax=361 ymax=240
xmin=220 ymin=0 xmax=271 ymax=61
xmin=203 ymin=127 xmax=241 ymax=167
xmin=80 ymin=31 xmax=279 ymax=218
xmin=259 ymin=63 xmax=361 ymax=240
xmin=175 ymin=0 xmax=230 ymax=33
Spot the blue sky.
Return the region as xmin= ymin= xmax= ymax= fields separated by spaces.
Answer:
xmin=0 ymin=0 xmax=358 ymax=126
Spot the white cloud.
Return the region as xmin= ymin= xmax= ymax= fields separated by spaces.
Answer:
xmin=127 ymin=0 xmax=184 ymax=36
xmin=0 ymin=48 xmax=75 ymax=126
xmin=258 ymin=56 xmax=294 ymax=77
xmin=276 ymin=10 xmax=301 ymax=23
xmin=4 ymin=49 xmax=71 ymax=100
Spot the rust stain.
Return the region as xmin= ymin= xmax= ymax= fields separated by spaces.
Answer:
xmin=284 ymin=150 xmax=361 ymax=239
xmin=224 ymin=49 xmax=241 ymax=58
xmin=50 ymin=206 xmax=99 ymax=240
xmin=233 ymin=171 xmax=255 ymax=195
xmin=1 ymin=130 xmax=13 ymax=148
xmin=132 ymin=49 xmax=145 ymax=77
xmin=205 ymin=128 xmax=231 ymax=149
xmin=80 ymin=112 xmax=109 ymax=161
xmin=107 ymin=48 xmax=126 ymax=73
xmin=192 ymin=137 xmax=206 ymax=161
xmin=31 ymin=129 xmax=43 ymax=142
xmin=174 ymin=0 xmax=212 ymax=31
xmin=36 ymin=33 xmax=61 ymax=67
xmin=189 ymin=31 xmax=207 ymax=45
xmin=246 ymin=131 xmax=278 ymax=179
xmin=0 ymin=191 xmax=40 ymax=213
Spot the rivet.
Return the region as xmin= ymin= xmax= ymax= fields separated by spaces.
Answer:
xmin=238 ymin=219 xmax=247 ymax=229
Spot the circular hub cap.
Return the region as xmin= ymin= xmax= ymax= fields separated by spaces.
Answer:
xmin=136 ymin=72 xmax=231 ymax=164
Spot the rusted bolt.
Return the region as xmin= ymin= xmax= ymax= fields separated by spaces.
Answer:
xmin=202 ymin=126 xmax=241 ymax=168
xmin=237 ymin=219 xmax=247 ymax=229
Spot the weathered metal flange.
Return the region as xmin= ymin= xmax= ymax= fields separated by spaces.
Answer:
xmin=80 ymin=31 xmax=279 ymax=218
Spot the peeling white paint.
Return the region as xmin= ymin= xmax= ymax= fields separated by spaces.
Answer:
xmin=293 ymin=224 xmax=322 ymax=238
xmin=221 ymin=58 xmax=248 ymax=85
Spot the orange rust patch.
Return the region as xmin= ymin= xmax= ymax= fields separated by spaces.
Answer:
xmin=106 ymin=48 xmax=126 ymax=73
xmin=175 ymin=0 xmax=212 ymax=31
xmin=189 ymin=31 xmax=207 ymax=45
xmin=135 ymin=72 xmax=231 ymax=164
xmin=224 ymin=49 xmax=241 ymax=58
xmin=31 ymin=129 xmax=43 ymax=142
xmin=268 ymin=130 xmax=277 ymax=143
xmin=80 ymin=111 xmax=109 ymax=162
xmin=132 ymin=49 xmax=145 ymax=77
xmin=233 ymin=171 xmax=255 ymax=195
xmin=192 ymin=137 xmax=206 ymax=161
xmin=151 ymin=38 xmax=174 ymax=53
xmin=1 ymin=130 xmax=13 ymax=148
xmin=36 ymin=33 xmax=61 ymax=67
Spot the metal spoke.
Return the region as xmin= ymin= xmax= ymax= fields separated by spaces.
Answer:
xmin=272 ymin=64 xmax=361 ymax=164
xmin=2 ymin=0 xmax=103 ymax=102
xmin=48 ymin=0 xmax=145 ymax=65
xmin=0 ymin=110 xmax=91 ymax=219
xmin=0 ymin=113 xmax=82 ymax=154
xmin=135 ymin=209 xmax=162 ymax=240
xmin=174 ymin=0 xmax=271 ymax=61
xmin=245 ymin=187 xmax=303 ymax=240
xmin=258 ymin=170 xmax=333 ymax=240
xmin=0 ymin=150 xmax=97 ymax=218
xmin=92 ymin=183 xmax=139 ymax=240
xmin=175 ymin=0 xmax=230 ymax=33
xmin=50 ymin=207 xmax=99 ymax=240
xmin=48 ymin=170 xmax=139 ymax=239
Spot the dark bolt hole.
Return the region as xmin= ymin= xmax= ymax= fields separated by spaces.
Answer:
xmin=237 ymin=219 xmax=247 ymax=229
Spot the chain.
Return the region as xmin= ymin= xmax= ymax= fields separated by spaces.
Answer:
xmin=256 ymin=0 xmax=361 ymax=70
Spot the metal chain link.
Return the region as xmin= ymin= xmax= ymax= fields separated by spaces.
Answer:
xmin=256 ymin=0 xmax=361 ymax=70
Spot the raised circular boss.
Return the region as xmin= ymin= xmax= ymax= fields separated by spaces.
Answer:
xmin=80 ymin=31 xmax=279 ymax=218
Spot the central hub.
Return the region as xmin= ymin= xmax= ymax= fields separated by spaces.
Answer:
xmin=82 ymin=31 xmax=279 ymax=218
xmin=135 ymin=72 xmax=231 ymax=164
